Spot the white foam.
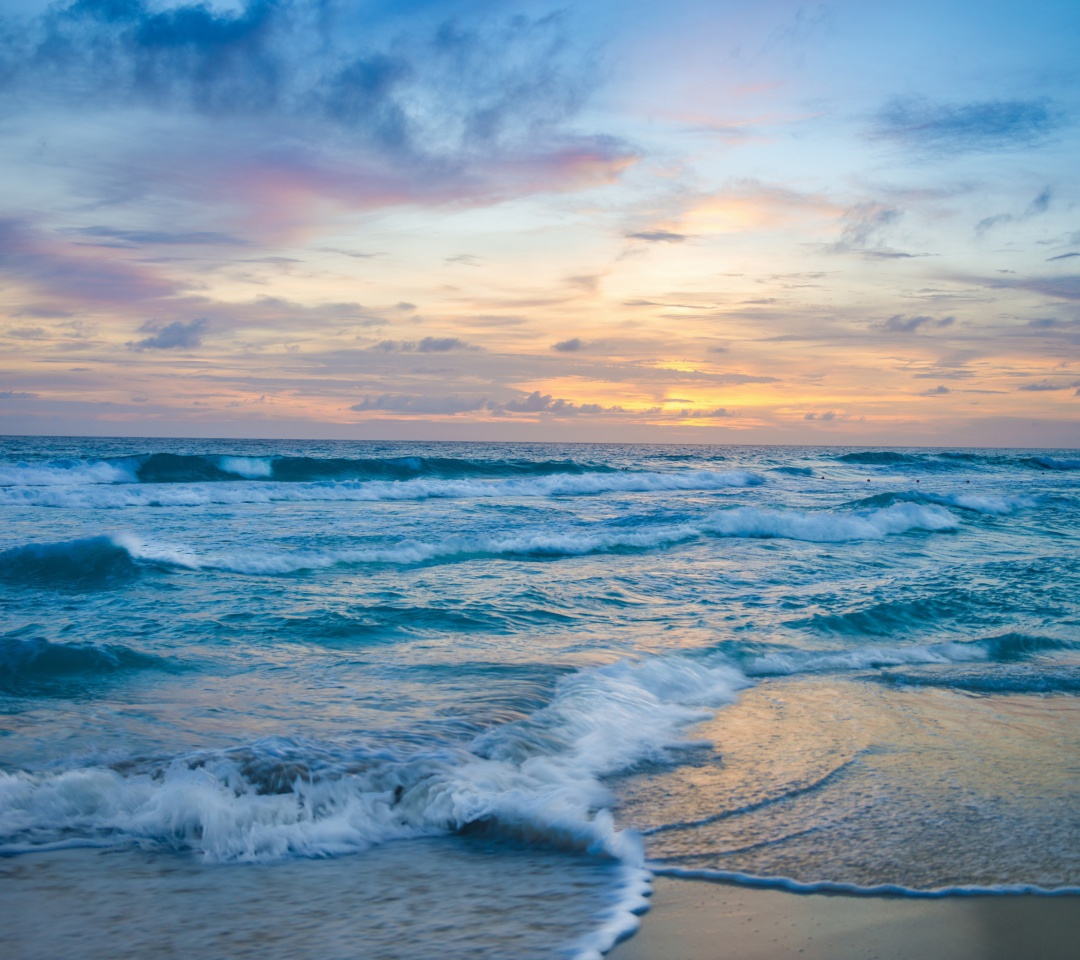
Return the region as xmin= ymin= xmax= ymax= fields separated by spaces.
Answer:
xmin=0 ymin=459 xmax=135 ymax=487
xmin=215 ymin=456 xmax=274 ymax=479
xmin=919 ymin=491 xmax=1037 ymax=516
xmin=111 ymin=504 xmax=959 ymax=576
xmin=0 ymin=655 xmax=749 ymax=865
xmin=700 ymin=502 xmax=957 ymax=541
xmin=739 ymin=639 xmax=993 ymax=677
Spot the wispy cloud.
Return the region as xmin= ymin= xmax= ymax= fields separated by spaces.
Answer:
xmin=627 ymin=230 xmax=687 ymax=243
xmin=975 ymin=186 xmax=1053 ymax=235
xmin=880 ymin=314 xmax=955 ymax=334
xmin=872 ymin=97 xmax=1061 ymax=154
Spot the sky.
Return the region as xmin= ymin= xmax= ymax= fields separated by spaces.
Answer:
xmin=1 ymin=0 xmax=1078 ymax=445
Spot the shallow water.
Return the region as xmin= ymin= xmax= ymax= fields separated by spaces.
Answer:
xmin=1 ymin=438 xmax=1078 ymax=955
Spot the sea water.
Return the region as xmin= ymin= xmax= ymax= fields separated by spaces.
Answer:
xmin=1 ymin=438 xmax=1078 ymax=957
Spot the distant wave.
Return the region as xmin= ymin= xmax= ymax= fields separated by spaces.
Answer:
xmin=1025 ymin=456 xmax=1080 ymax=471
xmin=0 ymin=635 xmax=169 ymax=692
xmin=0 ymin=468 xmax=764 ymax=509
xmin=0 ymin=453 xmax=623 ymax=487
xmin=846 ymin=489 xmax=1037 ymax=516
xmin=834 ymin=451 xmax=920 ymax=465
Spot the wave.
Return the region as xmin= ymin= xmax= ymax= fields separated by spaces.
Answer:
xmin=0 ymin=453 xmax=619 ymax=487
xmin=1025 ymin=456 xmax=1080 ymax=471
xmin=731 ymin=633 xmax=1073 ymax=677
xmin=0 ymin=635 xmax=169 ymax=692
xmin=0 ymin=468 xmax=765 ymax=509
xmin=0 ymin=655 xmax=749 ymax=865
xmin=834 ymin=451 xmax=920 ymax=465
xmin=847 ymin=490 xmax=1037 ymax=516
xmin=650 ymin=867 xmax=1080 ymax=897
xmin=102 ymin=503 xmax=956 ymax=576
xmin=873 ymin=663 xmax=1080 ymax=695
xmin=0 ymin=536 xmax=143 ymax=589
xmin=770 ymin=466 xmax=815 ymax=477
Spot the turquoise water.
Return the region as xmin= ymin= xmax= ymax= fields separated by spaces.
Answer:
xmin=2 ymin=439 xmax=1078 ymax=956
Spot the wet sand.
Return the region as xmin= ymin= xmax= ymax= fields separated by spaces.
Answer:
xmin=610 ymin=877 xmax=1080 ymax=960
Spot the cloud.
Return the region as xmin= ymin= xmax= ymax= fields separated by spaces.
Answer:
xmin=371 ymin=337 xmax=474 ymax=353
xmin=627 ymin=230 xmax=687 ymax=243
xmin=71 ymin=226 xmax=246 ymax=247
xmin=1017 ymin=380 xmax=1079 ymax=392
xmin=347 ymin=389 xmax=644 ymax=418
xmin=0 ymin=218 xmax=176 ymax=305
xmin=828 ymin=202 xmax=910 ymax=257
xmin=804 ymin=411 xmax=836 ymax=421
xmin=350 ymin=394 xmax=487 ymax=415
xmin=964 ymin=273 xmax=1080 ymax=302
xmin=1047 ymin=252 xmax=1079 ymax=262
xmin=553 ymin=338 xmax=585 ymax=352
xmin=920 ymin=385 xmax=951 ymax=396
xmin=1026 ymin=187 xmax=1053 ymax=216
xmin=490 ymin=391 xmax=613 ymax=415
xmin=975 ymin=186 xmax=1053 ymax=235
xmin=872 ymin=97 xmax=1060 ymax=154
xmin=0 ymin=0 xmax=632 ymax=213
xmin=128 ymin=317 xmax=207 ymax=350
xmin=678 ymin=407 xmax=730 ymax=418
xmin=881 ymin=314 xmax=955 ymax=334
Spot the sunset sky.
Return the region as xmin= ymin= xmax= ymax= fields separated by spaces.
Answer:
xmin=1 ymin=0 xmax=1078 ymax=444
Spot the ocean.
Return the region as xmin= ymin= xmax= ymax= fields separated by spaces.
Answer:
xmin=1 ymin=437 xmax=1078 ymax=958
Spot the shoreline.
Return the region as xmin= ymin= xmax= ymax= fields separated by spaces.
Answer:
xmin=609 ymin=876 xmax=1080 ymax=960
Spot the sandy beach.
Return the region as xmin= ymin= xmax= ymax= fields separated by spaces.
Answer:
xmin=610 ymin=877 xmax=1080 ymax=960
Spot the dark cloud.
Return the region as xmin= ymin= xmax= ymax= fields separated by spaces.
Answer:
xmin=881 ymin=314 xmax=955 ymax=333
xmin=553 ymin=337 xmax=584 ymax=352
xmin=1 ymin=1 xmax=611 ymax=164
xmin=627 ymin=230 xmax=687 ymax=243
xmin=350 ymin=393 xmax=487 ymax=415
xmin=1017 ymin=381 xmax=1078 ymax=392
xmin=678 ymin=407 xmax=729 ymax=418
xmin=128 ymin=317 xmax=207 ymax=350
xmin=872 ymin=97 xmax=1060 ymax=154
xmin=920 ymin=385 xmax=951 ymax=396
xmin=804 ymin=411 xmax=836 ymax=421
xmin=968 ymin=273 xmax=1080 ymax=302
xmin=492 ymin=390 xmax=610 ymax=415
xmin=347 ymin=389 xmax=640 ymax=417
xmin=371 ymin=337 xmax=474 ymax=353
xmin=71 ymin=226 xmax=246 ymax=247
xmin=1047 ymin=252 xmax=1079 ymax=262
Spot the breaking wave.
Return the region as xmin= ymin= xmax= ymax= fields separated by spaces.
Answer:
xmin=0 ymin=469 xmax=765 ymax=509
xmin=93 ymin=503 xmax=957 ymax=575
